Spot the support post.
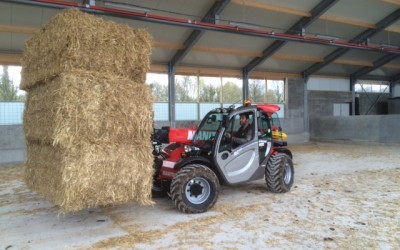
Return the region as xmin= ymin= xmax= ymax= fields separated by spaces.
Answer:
xmin=242 ymin=69 xmax=249 ymax=102
xmin=303 ymin=77 xmax=309 ymax=132
xmin=390 ymin=81 xmax=395 ymax=98
xmin=350 ymin=77 xmax=356 ymax=116
xmin=197 ymin=74 xmax=200 ymax=120
xmin=168 ymin=63 xmax=176 ymax=128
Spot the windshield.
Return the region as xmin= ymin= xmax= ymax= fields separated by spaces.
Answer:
xmin=192 ymin=111 xmax=228 ymax=149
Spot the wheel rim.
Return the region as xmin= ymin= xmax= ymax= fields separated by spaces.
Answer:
xmin=283 ymin=162 xmax=292 ymax=185
xmin=184 ymin=177 xmax=211 ymax=204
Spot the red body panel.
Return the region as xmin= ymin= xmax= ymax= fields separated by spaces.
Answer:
xmin=169 ymin=128 xmax=196 ymax=143
xmin=159 ymin=143 xmax=185 ymax=180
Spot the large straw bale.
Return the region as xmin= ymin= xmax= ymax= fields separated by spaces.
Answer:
xmin=25 ymin=141 xmax=154 ymax=213
xmin=23 ymin=70 xmax=154 ymax=147
xmin=20 ymin=8 xmax=153 ymax=90
xmin=24 ymin=141 xmax=64 ymax=204
xmin=22 ymin=8 xmax=155 ymax=213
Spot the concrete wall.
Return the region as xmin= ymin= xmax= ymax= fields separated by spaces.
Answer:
xmin=310 ymin=115 xmax=400 ymax=144
xmin=358 ymin=92 xmax=391 ymax=115
xmin=0 ymin=125 xmax=26 ymax=164
xmin=287 ymin=78 xmax=304 ymax=126
xmin=284 ymin=78 xmax=308 ymax=142
xmin=307 ymin=86 xmax=391 ymax=116
xmin=308 ymin=90 xmax=352 ymax=117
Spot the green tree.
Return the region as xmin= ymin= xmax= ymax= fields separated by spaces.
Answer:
xmin=266 ymin=80 xmax=284 ymax=103
xmin=199 ymin=77 xmax=220 ymax=102
xmin=176 ymin=75 xmax=197 ymax=102
xmin=249 ymin=79 xmax=265 ymax=103
xmin=274 ymin=85 xmax=283 ymax=103
xmin=0 ymin=66 xmax=20 ymax=101
xmin=265 ymin=89 xmax=277 ymax=103
xmin=265 ymin=88 xmax=283 ymax=103
xmin=149 ymin=81 xmax=168 ymax=102
xmin=222 ymin=81 xmax=241 ymax=103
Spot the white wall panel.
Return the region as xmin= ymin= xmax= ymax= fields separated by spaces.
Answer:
xmin=394 ymin=83 xmax=400 ymax=97
xmin=308 ymin=77 xmax=349 ymax=91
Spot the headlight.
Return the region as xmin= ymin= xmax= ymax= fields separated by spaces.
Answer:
xmin=184 ymin=145 xmax=192 ymax=153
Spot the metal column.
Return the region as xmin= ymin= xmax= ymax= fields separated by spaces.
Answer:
xmin=168 ymin=63 xmax=176 ymax=128
xmin=303 ymin=77 xmax=309 ymax=132
xmin=242 ymin=69 xmax=249 ymax=101
xmin=350 ymin=77 xmax=356 ymax=116
xmin=390 ymin=81 xmax=395 ymax=98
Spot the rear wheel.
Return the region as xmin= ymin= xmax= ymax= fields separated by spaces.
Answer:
xmin=266 ymin=153 xmax=294 ymax=193
xmin=170 ymin=164 xmax=219 ymax=213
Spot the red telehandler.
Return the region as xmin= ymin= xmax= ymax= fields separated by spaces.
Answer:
xmin=151 ymin=102 xmax=294 ymax=213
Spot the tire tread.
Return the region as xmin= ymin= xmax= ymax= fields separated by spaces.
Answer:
xmin=265 ymin=153 xmax=294 ymax=193
xmin=170 ymin=164 xmax=219 ymax=213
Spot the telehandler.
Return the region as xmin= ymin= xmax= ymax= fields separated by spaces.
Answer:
xmin=152 ymin=101 xmax=294 ymax=213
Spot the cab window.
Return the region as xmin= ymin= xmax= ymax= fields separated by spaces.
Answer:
xmin=259 ymin=112 xmax=272 ymax=139
xmin=219 ymin=111 xmax=255 ymax=152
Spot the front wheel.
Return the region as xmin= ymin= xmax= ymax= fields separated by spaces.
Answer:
xmin=265 ymin=153 xmax=294 ymax=193
xmin=170 ymin=164 xmax=219 ymax=213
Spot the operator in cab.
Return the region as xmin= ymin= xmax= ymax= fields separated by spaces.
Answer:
xmin=225 ymin=113 xmax=253 ymax=147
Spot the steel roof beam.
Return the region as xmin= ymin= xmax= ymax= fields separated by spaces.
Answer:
xmin=350 ymin=54 xmax=399 ymax=79
xmin=356 ymin=75 xmax=391 ymax=81
xmin=168 ymin=0 xmax=230 ymax=68
xmin=4 ymin=1 xmax=400 ymax=55
xmin=350 ymin=8 xmax=400 ymax=44
xmin=303 ymin=8 xmax=400 ymax=78
xmin=243 ymin=0 xmax=339 ymax=73
xmin=302 ymin=48 xmax=349 ymax=78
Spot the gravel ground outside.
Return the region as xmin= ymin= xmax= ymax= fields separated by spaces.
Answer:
xmin=1 ymin=142 xmax=399 ymax=249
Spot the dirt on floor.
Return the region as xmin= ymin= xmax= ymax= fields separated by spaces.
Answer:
xmin=1 ymin=142 xmax=399 ymax=249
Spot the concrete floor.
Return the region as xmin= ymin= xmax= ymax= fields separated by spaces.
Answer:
xmin=1 ymin=142 xmax=399 ymax=249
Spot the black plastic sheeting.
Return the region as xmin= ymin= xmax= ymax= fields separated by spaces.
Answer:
xmin=388 ymin=97 xmax=400 ymax=114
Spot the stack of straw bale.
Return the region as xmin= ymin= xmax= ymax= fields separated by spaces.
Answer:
xmin=21 ymin=8 xmax=154 ymax=213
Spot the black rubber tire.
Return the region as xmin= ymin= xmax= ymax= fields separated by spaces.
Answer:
xmin=151 ymin=155 xmax=168 ymax=198
xmin=265 ymin=153 xmax=294 ymax=193
xmin=170 ymin=164 xmax=219 ymax=213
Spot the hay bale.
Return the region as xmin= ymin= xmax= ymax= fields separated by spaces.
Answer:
xmin=23 ymin=70 xmax=154 ymax=148
xmin=22 ymin=8 xmax=155 ymax=213
xmin=24 ymin=142 xmax=64 ymax=204
xmin=20 ymin=8 xmax=153 ymax=90
xmin=25 ymin=141 xmax=154 ymax=213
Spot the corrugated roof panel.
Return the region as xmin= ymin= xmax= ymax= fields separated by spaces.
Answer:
xmin=257 ymin=58 xmax=315 ymax=73
xmin=323 ymin=0 xmax=396 ymax=24
xmin=181 ymin=50 xmax=251 ymax=68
